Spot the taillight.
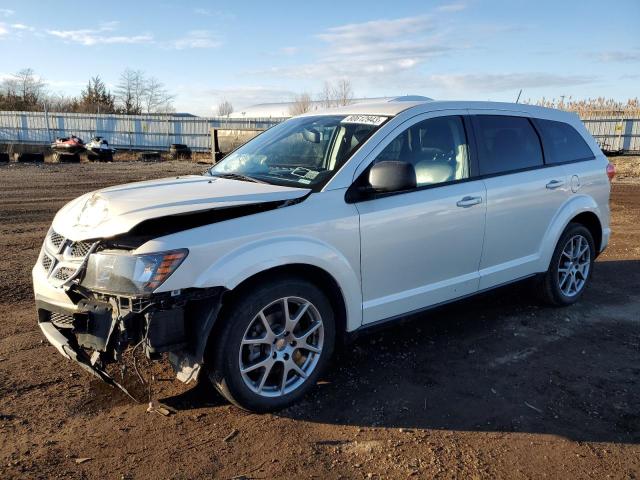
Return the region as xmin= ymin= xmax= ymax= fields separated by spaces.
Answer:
xmin=606 ymin=162 xmax=616 ymax=181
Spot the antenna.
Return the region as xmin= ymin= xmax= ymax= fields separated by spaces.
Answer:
xmin=515 ymin=89 xmax=522 ymax=104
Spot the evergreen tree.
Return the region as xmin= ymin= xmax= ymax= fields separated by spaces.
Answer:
xmin=78 ymin=76 xmax=116 ymax=113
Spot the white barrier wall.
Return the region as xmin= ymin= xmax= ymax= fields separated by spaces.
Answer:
xmin=0 ymin=111 xmax=285 ymax=152
xmin=0 ymin=110 xmax=638 ymax=153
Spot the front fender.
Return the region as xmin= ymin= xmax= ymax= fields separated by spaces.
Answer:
xmin=539 ymin=194 xmax=605 ymax=272
xmin=193 ymin=236 xmax=363 ymax=331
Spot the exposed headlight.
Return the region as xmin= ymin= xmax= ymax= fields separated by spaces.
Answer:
xmin=76 ymin=194 xmax=109 ymax=228
xmin=81 ymin=249 xmax=188 ymax=295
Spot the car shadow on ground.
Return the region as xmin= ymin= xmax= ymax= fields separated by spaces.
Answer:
xmin=163 ymin=260 xmax=640 ymax=444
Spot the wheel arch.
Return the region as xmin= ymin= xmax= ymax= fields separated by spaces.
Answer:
xmin=203 ymin=263 xmax=350 ymax=372
xmin=540 ymin=195 xmax=605 ymax=272
xmin=221 ymin=263 xmax=348 ymax=343
xmin=569 ymin=211 xmax=602 ymax=254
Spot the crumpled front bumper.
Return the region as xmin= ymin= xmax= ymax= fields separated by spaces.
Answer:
xmin=38 ymin=319 xmax=137 ymax=400
xmin=34 ymin=261 xmax=225 ymax=397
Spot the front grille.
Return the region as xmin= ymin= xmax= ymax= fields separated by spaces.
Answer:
xmin=49 ymin=230 xmax=64 ymax=249
xmin=50 ymin=311 xmax=74 ymax=328
xmin=42 ymin=229 xmax=98 ymax=287
xmin=41 ymin=253 xmax=53 ymax=272
xmin=53 ymin=266 xmax=76 ymax=281
xmin=69 ymin=241 xmax=92 ymax=257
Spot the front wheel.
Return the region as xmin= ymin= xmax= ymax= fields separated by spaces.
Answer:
xmin=538 ymin=223 xmax=595 ymax=306
xmin=208 ymin=276 xmax=335 ymax=412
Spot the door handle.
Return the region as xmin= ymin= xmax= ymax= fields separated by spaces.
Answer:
xmin=546 ymin=179 xmax=565 ymax=190
xmin=456 ymin=196 xmax=482 ymax=208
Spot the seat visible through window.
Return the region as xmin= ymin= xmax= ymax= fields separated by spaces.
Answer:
xmin=373 ymin=116 xmax=469 ymax=187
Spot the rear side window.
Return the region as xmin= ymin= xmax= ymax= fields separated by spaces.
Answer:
xmin=534 ymin=119 xmax=595 ymax=164
xmin=473 ymin=115 xmax=544 ymax=176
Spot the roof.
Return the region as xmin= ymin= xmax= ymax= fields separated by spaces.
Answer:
xmin=302 ymin=100 xmax=578 ymax=121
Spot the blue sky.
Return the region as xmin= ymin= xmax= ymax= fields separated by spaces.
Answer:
xmin=0 ymin=0 xmax=638 ymax=115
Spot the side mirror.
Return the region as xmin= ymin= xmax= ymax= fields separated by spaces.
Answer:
xmin=369 ymin=161 xmax=416 ymax=193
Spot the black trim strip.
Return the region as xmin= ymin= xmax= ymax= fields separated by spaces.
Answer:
xmin=350 ymin=273 xmax=537 ymax=338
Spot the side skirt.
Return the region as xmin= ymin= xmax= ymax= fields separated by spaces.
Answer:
xmin=346 ymin=273 xmax=537 ymax=342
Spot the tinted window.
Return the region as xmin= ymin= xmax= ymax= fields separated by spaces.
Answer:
xmin=474 ymin=115 xmax=543 ymax=176
xmin=535 ymin=119 xmax=594 ymax=164
xmin=373 ymin=116 xmax=470 ymax=187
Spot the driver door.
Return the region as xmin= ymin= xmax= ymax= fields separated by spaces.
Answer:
xmin=353 ymin=114 xmax=487 ymax=324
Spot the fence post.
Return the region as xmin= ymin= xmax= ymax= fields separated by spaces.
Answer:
xmin=210 ymin=127 xmax=221 ymax=163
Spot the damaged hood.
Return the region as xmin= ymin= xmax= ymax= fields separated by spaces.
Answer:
xmin=52 ymin=175 xmax=310 ymax=241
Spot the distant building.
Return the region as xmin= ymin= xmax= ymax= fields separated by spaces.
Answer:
xmin=228 ymin=96 xmax=432 ymax=119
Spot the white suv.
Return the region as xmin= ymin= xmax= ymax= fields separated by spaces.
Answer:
xmin=33 ymin=100 xmax=612 ymax=411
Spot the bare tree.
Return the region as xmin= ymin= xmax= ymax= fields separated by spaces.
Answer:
xmin=289 ymin=93 xmax=312 ymax=116
xmin=1 ymin=68 xmax=47 ymax=110
xmin=318 ymin=81 xmax=333 ymax=108
xmin=333 ymin=78 xmax=354 ymax=106
xmin=143 ymin=77 xmax=174 ymax=114
xmin=114 ymin=69 xmax=146 ymax=114
xmin=217 ymin=100 xmax=234 ymax=117
xmin=317 ymin=79 xmax=354 ymax=108
xmin=47 ymin=94 xmax=80 ymax=113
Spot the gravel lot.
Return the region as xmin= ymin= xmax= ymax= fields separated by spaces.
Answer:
xmin=1 ymin=159 xmax=638 ymax=479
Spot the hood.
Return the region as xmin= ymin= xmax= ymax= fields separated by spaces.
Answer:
xmin=52 ymin=175 xmax=310 ymax=241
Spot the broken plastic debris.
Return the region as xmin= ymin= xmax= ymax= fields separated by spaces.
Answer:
xmin=146 ymin=400 xmax=172 ymax=416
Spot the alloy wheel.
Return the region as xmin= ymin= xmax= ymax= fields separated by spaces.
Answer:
xmin=238 ymin=296 xmax=324 ymax=397
xmin=557 ymin=234 xmax=591 ymax=297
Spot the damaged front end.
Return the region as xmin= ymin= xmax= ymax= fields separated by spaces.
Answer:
xmin=35 ymin=228 xmax=225 ymax=399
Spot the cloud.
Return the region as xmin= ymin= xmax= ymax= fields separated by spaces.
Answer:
xmin=11 ymin=23 xmax=34 ymax=31
xmin=259 ymin=15 xmax=453 ymax=82
xmin=194 ymin=8 xmax=212 ymax=16
xmin=423 ymin=72 xmax=597 ymax=93
xmin=47 ymin=22 xmax=153 ymax=46
xmin=436 ymin=2 xmax=467 ymax=12
xmin=280 ymin=46 xmax=299 ymax=56
xmin=0 ymin=21 xmax=36 ymax=38
xmin=193 ymin=8 xmax=235 ymax=20
xmin=317 ymin=16 xmax=435 ymax=45
xmin=592 ymin=50 xmax=640 ymax=62
xmin=0 ymin=9 xmax=14 ymax=17
xmin=172 ymin=30 xmax=221 ymax=49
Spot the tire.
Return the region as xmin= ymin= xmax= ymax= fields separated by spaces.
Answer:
xmin=208 ymin=276 xmax=335 ymax=412
xmin=538 ymin=223 xmax=595 ymax=306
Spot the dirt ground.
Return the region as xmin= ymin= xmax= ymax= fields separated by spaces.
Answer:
xmin=0 ymin=159 xmax=639 ymax=479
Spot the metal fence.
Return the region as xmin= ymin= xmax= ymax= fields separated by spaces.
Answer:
xmin=0 ymin=110 xmax=638 ymax=154
xmin=581 ymin=117 xmax=640 ymax=153
xmin=0 ymin=111 xmax=286 ymax=152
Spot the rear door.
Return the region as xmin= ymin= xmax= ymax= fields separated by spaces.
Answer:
xmin=471 ymin=114 xmax=570 ymax=290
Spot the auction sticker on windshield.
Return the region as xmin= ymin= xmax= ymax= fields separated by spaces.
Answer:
xmin=341 ymin=115 xmax=388 ymax=126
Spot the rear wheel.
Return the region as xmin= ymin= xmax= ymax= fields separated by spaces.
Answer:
xmin=208 ymin=276 xmax=335 ymax=412
xmin=538 ymin=223 xmax=595 ymax=306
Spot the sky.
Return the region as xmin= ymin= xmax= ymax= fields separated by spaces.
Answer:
xmin=0 ymin=0 xmax=638 ymax=116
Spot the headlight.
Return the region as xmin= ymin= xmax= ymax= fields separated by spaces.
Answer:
xmin=81 ymin=249 xmax=188 ymax=295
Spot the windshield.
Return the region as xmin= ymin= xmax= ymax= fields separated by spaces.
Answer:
xmin=208 ymin=114 xmax=388 ymax=189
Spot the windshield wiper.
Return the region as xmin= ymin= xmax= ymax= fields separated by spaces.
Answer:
xmin=209 ymin=172 xmax=266 ymax=184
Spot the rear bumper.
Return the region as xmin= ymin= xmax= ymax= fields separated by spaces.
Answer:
xmin=601 ymin=227 xmax=611 ymax=253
